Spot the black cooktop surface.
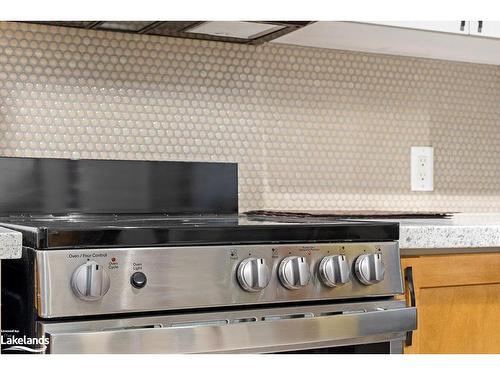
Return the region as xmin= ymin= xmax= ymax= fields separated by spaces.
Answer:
xmin=0 ymin=158 xmax=398 ymax=249
xmin=0 ymin=214 xmax=399 ymax=249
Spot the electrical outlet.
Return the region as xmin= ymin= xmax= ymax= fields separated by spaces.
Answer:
xmin=411 ymin=146 xmax=434 ymax=191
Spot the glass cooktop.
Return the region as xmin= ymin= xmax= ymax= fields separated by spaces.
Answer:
xmin=0 ymin=213 xmax=399 ymax=249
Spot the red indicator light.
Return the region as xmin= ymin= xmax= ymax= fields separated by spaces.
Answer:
xmin=111 ymin=257 xmax=116 ymax=262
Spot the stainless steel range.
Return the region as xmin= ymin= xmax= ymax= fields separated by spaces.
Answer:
xmin=0 ymin=157 xmax=416 ymax=354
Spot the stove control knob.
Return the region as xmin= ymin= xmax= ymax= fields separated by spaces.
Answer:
xmin=71 ymin=261 xmax=110 ymax=301
xmin=237 ymin=257 xmax=270 ymax=292
xmin=279 ymin=256 xmax=311 ymax=290
xmin=355 ymin=253 xmax=385 ymax=285
xmin=319 ymin=255 xmax=350 ymax=287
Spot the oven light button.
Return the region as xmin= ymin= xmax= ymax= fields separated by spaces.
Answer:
xmin=131 ymin=272 xmax=148 ymax=289
xmin=237 ymin=258 xmax=270 ymax=292
xmin=354 ymin=253 xmax=385 ymax=285
xmin=319 ymin=255 xmax=350 ymax=287
xmin=278 ymin=256 xmax=311 ymax=290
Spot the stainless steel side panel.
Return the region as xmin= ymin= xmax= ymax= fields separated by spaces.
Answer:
xmin=45 ymin=307 xmax=416 ymax=354
xmin=35 ymin=242 xmax=403 ymax=318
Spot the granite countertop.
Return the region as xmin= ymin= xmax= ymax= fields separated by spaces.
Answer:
xmin=390 ymin=213 xmax=500 ymax=254
xmin=0 ymin=227 xmax=22 ymax=259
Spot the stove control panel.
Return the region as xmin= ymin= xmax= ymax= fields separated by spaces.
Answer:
xmin=318 ymin=255 xmax=350 ymax=287
xmin=236 ymin=257 xmax=271 ymax=292
xmin=354 ymin=253 xmax=385 ymax=285
xmin=34 ymin=241 xmax=403 ymax=318
xmin=70 ymin=261 xmax=111 ymax=301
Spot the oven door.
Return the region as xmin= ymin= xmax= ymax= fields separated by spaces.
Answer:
xmin=40 ymin=300 xmax=416 ymax=354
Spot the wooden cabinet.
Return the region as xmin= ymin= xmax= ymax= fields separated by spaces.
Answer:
xmin=401 ymin=252 xmax=500 ymax=354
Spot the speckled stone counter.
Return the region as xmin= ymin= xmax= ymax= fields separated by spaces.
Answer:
xmin=0 ymin=227 xmax=22 ymax=259
xmin=0 ymin=226 xmax=22 ymax=351
xmin=395 ymin=214 xmax=500 ymax=255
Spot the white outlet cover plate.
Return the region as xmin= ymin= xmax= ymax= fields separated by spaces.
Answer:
xmin=411 ymin=146 xmax=434 ymax=191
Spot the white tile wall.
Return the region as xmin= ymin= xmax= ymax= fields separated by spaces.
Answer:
xmin=1 ymin=22 xmax=500 ymax=212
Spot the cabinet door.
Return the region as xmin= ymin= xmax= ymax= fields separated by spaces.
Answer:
xmin=363 ymin=21 xmax=469 ymax=35
xmin=401 ymin=253 xmax=500 ymax=354
xmin=470 ymin=21 xmax=500 ymax=38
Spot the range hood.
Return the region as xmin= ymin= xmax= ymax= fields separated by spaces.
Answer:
xmin=28 ymin=21 xmax=312 ymax=44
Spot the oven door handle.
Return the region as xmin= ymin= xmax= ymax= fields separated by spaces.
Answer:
xmin=404 ymin=266 xmax=416 ymax=346
xmin=46 ymin=306 xmax=417 ymax=354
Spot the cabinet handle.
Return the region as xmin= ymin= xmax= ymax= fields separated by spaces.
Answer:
xmin=478 ymin=21 xmax=483 ymax=33
xmin=460 ymin=21 xmax=465 ymax=32
xmin=404 ymin=266 xmax=416 ymax=346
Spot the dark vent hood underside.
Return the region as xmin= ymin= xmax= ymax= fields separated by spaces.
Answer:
xmin=27 ymin=21 xmax=312 ymax=44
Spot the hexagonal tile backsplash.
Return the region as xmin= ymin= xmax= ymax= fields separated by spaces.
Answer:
xmin=1 ymin=22 xmax=500 ymax=213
